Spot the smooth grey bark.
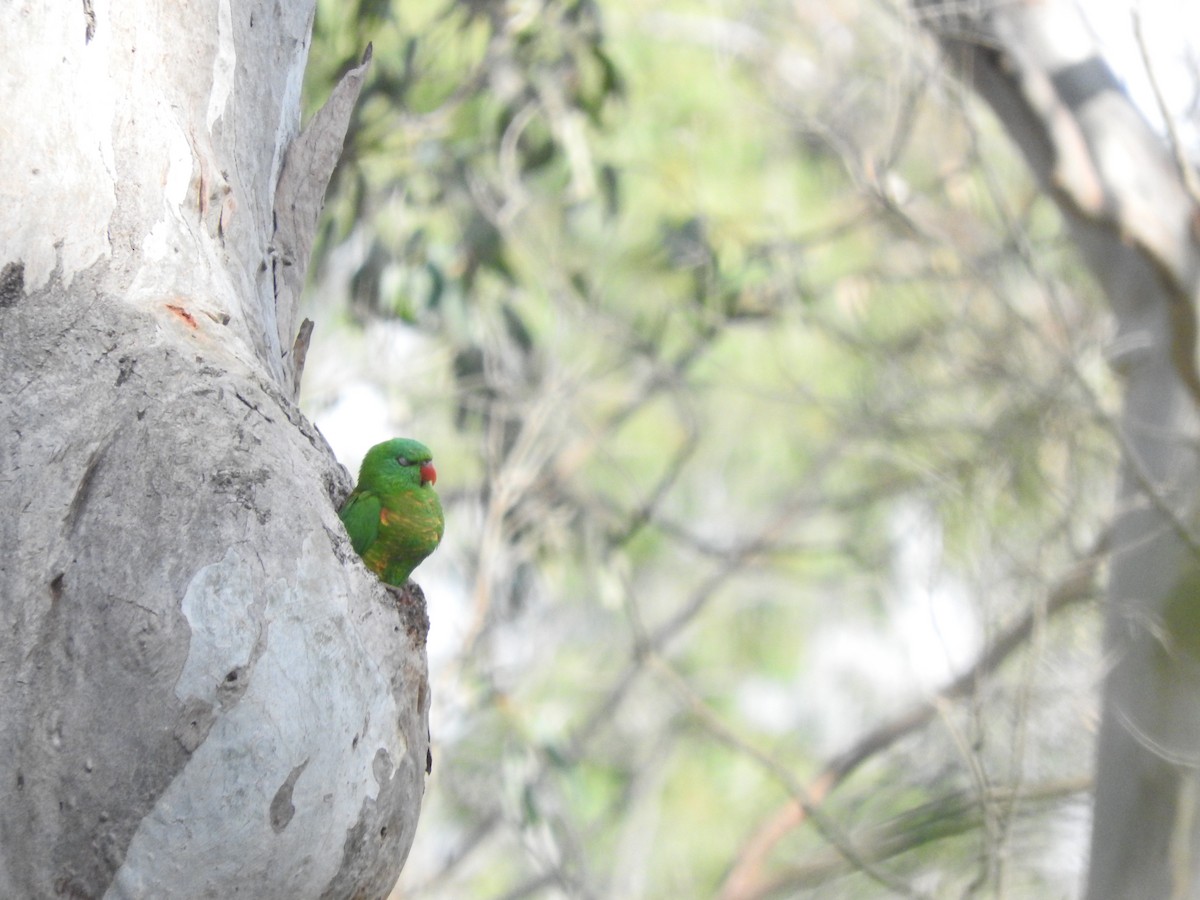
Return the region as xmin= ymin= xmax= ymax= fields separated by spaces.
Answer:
xmin=917 ymin=1 xmax=1200 ymax=896
xmin=0 ymin=5 xmax=428 ymax=899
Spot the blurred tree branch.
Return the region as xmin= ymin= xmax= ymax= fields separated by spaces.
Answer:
xmin=718 ymin=529 xmax=1108 ymax=899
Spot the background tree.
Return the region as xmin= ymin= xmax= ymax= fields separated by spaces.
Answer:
xmin=304 ymin=0 xmax=1179 ymax=895
xmin=0 ymin=4 xmax=429 ymax=898
xmin=917 ymin=2 xmax=1200 ymax=896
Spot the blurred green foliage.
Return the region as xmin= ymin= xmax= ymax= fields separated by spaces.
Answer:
xmin=304 ymin=0 xmax=1112 ymax=895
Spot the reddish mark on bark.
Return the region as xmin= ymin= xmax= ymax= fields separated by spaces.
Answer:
xmin=166 ymin=303 xmax=198 ymax=329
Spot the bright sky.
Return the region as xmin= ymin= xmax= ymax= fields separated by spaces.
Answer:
xmin=1085 ymin=0 xmax=1200 ymax=150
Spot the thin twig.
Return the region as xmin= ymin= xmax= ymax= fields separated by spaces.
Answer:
xmin=751 ymin=776 xmax=1091 ymax=896
xmin=650 ymin=655 xmax=931 ymax=899
xmin=1131 ymin=7 xmax=1200 ymax=207
xmin=717 ymin=531 xmax=1108 ymax=900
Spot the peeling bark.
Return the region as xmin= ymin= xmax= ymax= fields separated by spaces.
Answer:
xmin=273 ymin=46 xmax=372 ymax=401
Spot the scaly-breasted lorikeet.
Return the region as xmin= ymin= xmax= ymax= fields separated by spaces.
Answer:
xmin=339 ymin=438 xmax=445 ymax=586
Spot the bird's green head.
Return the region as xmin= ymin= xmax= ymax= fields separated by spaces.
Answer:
xmin=358 ymin=437 xmax=438 ymax=490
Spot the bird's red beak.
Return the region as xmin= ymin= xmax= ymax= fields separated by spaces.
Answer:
xmin=420 ymin=461 xmax=437 ymax=486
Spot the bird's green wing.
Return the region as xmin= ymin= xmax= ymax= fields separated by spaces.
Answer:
xmin=339 ymin=490 xmax=382 ymax=555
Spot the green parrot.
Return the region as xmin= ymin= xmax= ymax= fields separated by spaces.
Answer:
xmin=339 ymin=438 xmax=445 ymax=586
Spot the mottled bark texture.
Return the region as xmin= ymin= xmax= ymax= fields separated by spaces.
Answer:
xmin=0 ymin=5 xmax=428 ymax=899
xmin=917 ymin=1 xmax=1200 ymax=896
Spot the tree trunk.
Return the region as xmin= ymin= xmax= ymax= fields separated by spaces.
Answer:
xmin=917 ymin=1 xmax=1200 ymax=895
xmin=0 ymin=5 xmax=428 ymax=899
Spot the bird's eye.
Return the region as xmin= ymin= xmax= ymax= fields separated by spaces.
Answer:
xmin=396 ymin=456 xmax=411 ymax=467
